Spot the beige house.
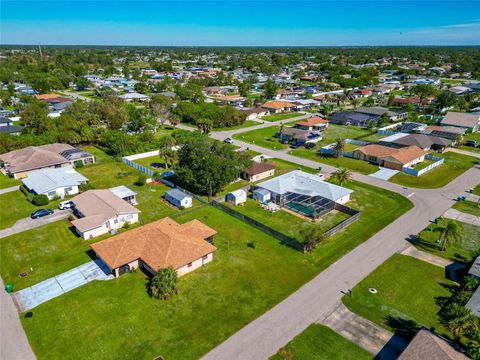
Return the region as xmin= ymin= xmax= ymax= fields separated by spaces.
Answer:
xmin=242 ymin=162 xmax=275 ymax=182
xmin=71 ymin=190 xmax=140 ymax=239
xmin=91 ymin=217 xmax=217 ymax=277
xmin=261 ymin=100 xmax=296 ymax=114
xmin=0 ymin=143 xmax=95 ymax=179
xmin=353 ymin=144 xmax=426 ymax=170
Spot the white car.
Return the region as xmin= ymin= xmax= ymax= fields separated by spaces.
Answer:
xmin=58 ymin=200 xmax=74 ymax=210
xmin=224 ymin=137 xmax=234 ymax=144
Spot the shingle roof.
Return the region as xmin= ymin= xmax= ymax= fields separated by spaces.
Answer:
xmin=166 ymin=188 xmax=191 ymax=202
xmin=71 ymin=190 xmax=140 ymax=232
xmin=0 ymin=125 xmax=22 ymax=134
xmin=244 ymin=162 xmax=276 ymax=176
xmin=256 ymin=170 xmax=352 ymax=202
xmin=441 ymin=112 xmax=480 ymax=128
xmin=399 ymin=330 xmax=469 ymax=360
xmin=468 ymin=256 xmax=480 ymax=278
xmin=392 ymin=134 xmax=452 ymax=149
xmin=262 ymin=101 xmax=296 ymax=110
xmin=91 ymin=217 xmax=217 ymax=271
xmin=466 ymin=286 xmax=480 ymax=318
xmin=296 ymin=116 xmax=328 ymax=127
xmin=355 ymin=144 xmax=426 ymax=165
xmin=22 ymin=168 xmax=88 ymax=194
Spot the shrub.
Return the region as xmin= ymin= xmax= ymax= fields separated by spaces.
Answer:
xmin=79 ymin=183 xmax=95 ymax=192
xmin=19 ymin=185 xmax=30 ymax=196
xmin=74 ymin=160 xmax=84 ymax=168
xmin=135 ymin=173 xmax=148 ymax=186
xmin=32 ymin=194 xmax=49 ymax=206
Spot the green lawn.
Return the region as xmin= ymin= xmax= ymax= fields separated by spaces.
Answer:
xmin=473 ymin=184 xmax=480 ymax=196
xmin=233 ymin=125 xmax=288 ymax=150
xmin=214 ymin=120 xmax=259 ymax=131
xmin=19 ymin=181 xmax=411 ymax=360
xmin=0 ymin=173 xmax=20 ymax=189
xmin=343 ymin=254 xmax=457 ymax=339
xmin=261 ymin=112 xmax=302 ymax=122
xmin=271 ymin=324 xmax=372 ymax=360
xmin=357 ymin=132 xmax=387 ymax=143
xmin=390 ymin=152 xmax=478 ymax=188
xmin=132 ymin=154 xmax=165 ymax=171
xmin=317 ymin=124 xmax=373 ymax=146
xmin=413 ymin=159 xmax=435 ymax=170
xmin=225 ymin=198 xmax=349 ymax=240
xmin=289 ymin=148 xmax=379 ymax=175
xmin=452 ymin=200 xmax=480 ymax=217
xmin=413 ymin=219 xmax=480 ymax=263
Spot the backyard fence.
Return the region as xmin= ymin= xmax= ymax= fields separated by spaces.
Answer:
xmin=323 ymin=204 xmax=360 ymax=237
xmin=122 ymin=157 xmax=154 ymax=177
xmin=319 ymin=138 xmax=368 ymax=158
xmin=211 ymin=200 xmax=306 ymax=252
xmin=401 ymin=154 xmax=444 ymax=177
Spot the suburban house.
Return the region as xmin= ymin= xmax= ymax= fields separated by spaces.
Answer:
xmin=211 ymin=95 xmax=245 ymax=106
xmin=379 ymin=133 xmax=452 ymax=152
xmin=422 ymin=126 xmax=466 ymax=141
xmin=329 ymin=111 xmax=375 ymax=127
xmin=261 ymin=100 xmax=296 ymax=114
xmin=279 ymin=127 xmax=323 ymax=145
xmin=71 ymin=190 xmax=140 ymax=239
xmin=0 ymin=116 xmax=22 ymax=135
xmin=0 ymin=143 xmax=95 ymax=179
xmin=355 ymin=106 xmax=407 ymax=122
xmin=226 ymin=189 xmax=247 ymax=206
xmin=252 ymin=188 xmax=271 ymax=203
xmin=254 ymin=170 xmax=353 ymax=218
xmin=440 ymin=111 xmax=480 ymax=132
xmin=165 ymin=188 xmax=193 ymax=208
xmin=293 ymin=117 xmax=329 ymax=131
xmin=353 ymin=144 xmax=426 ymax=170
xmin=242 ymin=162 xmax=276 ymax=182
xmin=398 ymin=329 xmax=469 ymax=360
xmin=239 ymin=107 xmax=268 ymax=120
xmin=109 ymin=185 xmax=137 ymax=205
xmin=22 ymin=168 xmax=88 ymax=200
xmin=91 ymin=217 xmax=217 ymax=277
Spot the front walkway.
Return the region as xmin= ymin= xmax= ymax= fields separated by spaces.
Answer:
xmin=443 ymin=208 xmax=480 ymax=226
xmin=368 ymin=167 xmax=398 ymax=180
xmin=321 ymin=303 xmax=408 ymax=359
xmin=13 ymin=260 xmax=113 ymax=312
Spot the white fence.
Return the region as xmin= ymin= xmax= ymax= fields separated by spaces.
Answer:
xmin=401 ymin=154 xmax=444 ymax=177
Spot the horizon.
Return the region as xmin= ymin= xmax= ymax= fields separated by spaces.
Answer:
xmin=2 ymin=1 xmax=480 ymax=46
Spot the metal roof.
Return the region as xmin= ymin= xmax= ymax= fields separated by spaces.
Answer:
xmin=109 ymin=185 xmax=137 ymax=199
xmin=166 ymin=188 xmax=191 ymax=201
xmin=22 ymin=168 xmax=88 ymax=194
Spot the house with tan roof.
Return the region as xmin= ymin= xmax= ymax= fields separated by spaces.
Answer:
xmin=91 ymin=217 xmax=217 ymax=277
xmin=294 ymin=116 xmax=328 ymax=131
xmin=261 ymin=100 xmax=296 ymax=114
xmin=0 ymin=143 xmax=95 ymax=179
xmin=440 ymin=111 xmax=480 ymax=132
xmin=71 ymin=190 xmax=140 ymax=239
xmin=353 ymin=144 xmax=426 ymax=170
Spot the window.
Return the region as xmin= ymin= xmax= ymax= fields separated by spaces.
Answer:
xmin=202 ymin=255 xmax=208 ymax=261
xmin=187 ymin=262 xmax=193 ymax=268
xmin=114 ymin=219 xmax=118 ymax=224
xmin=126 ymin=214 xmax=133 ymax=220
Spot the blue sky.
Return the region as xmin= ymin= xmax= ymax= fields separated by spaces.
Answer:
xmin=1 ymin=1 xmax=480 ymax=46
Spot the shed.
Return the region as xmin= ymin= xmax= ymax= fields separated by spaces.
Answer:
xmin=253 ymin=188 xmax=271 ymax=203
xmin=109 ymin=185 xmax=138 ymax=205
xmin=226 ymin=189 xmax=247 ymax=206
xmin=165 ymin=188 xmax=193 ymax=209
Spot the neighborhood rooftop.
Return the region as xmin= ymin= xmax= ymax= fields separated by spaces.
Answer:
xmin=22 ymin=168 xmax=88 ymax=195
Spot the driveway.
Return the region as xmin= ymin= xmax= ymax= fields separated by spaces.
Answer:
xmin=369 ymin=167 xmax=398 ymax=180
xmin=443 ymin=208 xmax=480 ymax=226
xmin=13 ymin=260 xmax=114 ymax=312
xmin=0 ymin=209 xmax=71 ymax=239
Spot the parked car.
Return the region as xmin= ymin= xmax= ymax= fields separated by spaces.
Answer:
xmin=30 ymin=209 xmax=54 ymax=219
xmin=305 ymin=142 xmax=316 ymax=149
xmin=465 ymin=140 xmax=478 ymax=148
xmin=58 ymin=201 xmax=74 ymax=210
xmin=224 ymin=137 xmax=234 ymax=144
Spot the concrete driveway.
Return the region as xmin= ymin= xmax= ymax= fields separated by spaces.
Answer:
xmin=369 ymin=167 xmax=398 ymax=180
xmin=0 ymin=209 xmax=71 ymax=239
xmin=443 ymin=208 xmax=480 ymax=226
xmin=13 ymin=260 xmax=114 ymax=312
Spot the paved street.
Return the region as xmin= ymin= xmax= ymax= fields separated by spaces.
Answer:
xmin=0 ymin=210 xmax=71 ymax=239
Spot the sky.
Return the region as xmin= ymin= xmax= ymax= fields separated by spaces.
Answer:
xmin=1 ymin=1 xmax=480 ymax=46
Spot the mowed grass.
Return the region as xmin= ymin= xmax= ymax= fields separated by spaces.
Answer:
xmin=342 ymin=254 xmax=457 ymax=339
xmin=271 ymin=324 xmax=372 ymax=360
xmin=0 ymin=173 xmax=20 ymax=189
xmin=261 ymin=112 xmax=303 ymax=122
xmin=413 ymin=219 xmax=480 ymax=263
xmin=473 ymin=184 xmax=480 ymax=196
xmin=289 ymin=148 xmax=379 ymax=175
xmin=20 ymin=182 xmax=412 ymax=360
xmin=389 ymin=152 xmax=478 ymax=188
xmin=214 ymin=119 xmax=259 ymax=130
xmin=315 ymin=124 xmax=373 ymax=146
xmin=233 ymin=125 xmax=288 ymax=150
xmin=452 ymin=200 xmax=480 ymax=217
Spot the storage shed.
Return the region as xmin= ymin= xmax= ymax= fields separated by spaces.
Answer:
xmin=252 ymin=188 xmax=271 ymax=203
xmin=165 ymin=188 xmax=193 ymax=208
xmin=226 ymin=189 xmax=247 ymax=206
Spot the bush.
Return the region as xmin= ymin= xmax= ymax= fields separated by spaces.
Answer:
xmin=32 ymin=194 xmax=49 ymax=206
xmin=19 ymin=184 xmax=30 ymax=196
xmin=79 ymin=183 xmax=95 ymax=192
xmin=74 ymin=160 xmax=84 ymax=168
xmin=135 ymin=173 xmax=148 ymax=186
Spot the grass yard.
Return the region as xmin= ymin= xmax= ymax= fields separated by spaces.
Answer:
xmin=473 ymin=184 xmax=480 ymax=196
xmin=261 ymin=112 xmax=302 ymax=122
xmin=357 ymin=132 xmax=387 ymax=143
xmin=343 ymin=254 xmax=457 ymax=339
xmin=316 ymin=124 xmax=373 ymax=146
xmin=0 ymin=173 xmax=20 ymax=189
xmin=233 ymin=125 xmax=288 ymax=150
xmin=413 ymin=219 xmax=480 ymax=263
xmin=79 ymin=145 xmax=112 ymax=163
xmin=413 ymin=159 xmax=435 ymax=170
xmin=452 ymin=200 xmax=480 ymax=217
xmin=389 ymin=152 xmax=478 ymax=188
xmin=20 ymin=181 xmax=411 ymax=360
xmin=132 ymin=155 xmax=165 ymax=171
xmin=271 ymin=324 xmax=372 ymax=360
xmin=289 ymin=148 xmax=379 ymax=175
xmin=214 ymin=120 xmax=259 ymax=131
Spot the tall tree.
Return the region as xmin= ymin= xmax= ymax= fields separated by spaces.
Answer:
xmin=147 ymin=267 xmax=178 ymax=300
xmin=263 ymin=79 xmax=278 ymax=100
xmin=158 ymin=135 xmax=177 ymax=169
xmin=300 ymin=226 xmax=325 ymax=252
xmin=332 ymin=168 xmax=352 ymax=186
xmin=444 ymin=304 xmax=478 ymax=340
xmin=433 ymin=220 xmax=463 ymax=251
xmin=332 ymin=138 xmax=345 ymax=158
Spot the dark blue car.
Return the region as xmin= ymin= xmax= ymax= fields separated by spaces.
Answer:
xmin=30 ymin=209 xmax=54 ymax=219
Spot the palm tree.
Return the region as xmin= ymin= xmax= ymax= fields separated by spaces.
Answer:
xmin=169 ymin=114 xmax=180 ymax=128
xmin=444 ymin=304 xmax=478 ymax=339
xmin=433 ymin=220 xmax=463 ymax=251
xmin=300 ymin=226 xmax=325 ymax=252
xmin=147 ymin=267 xmax=178 ymax=300
xmin=197 ymin=118 xmax=213 ymax=134
xmin=158 ymin=135 xmax=176 ymax=169
xmin=333 ymin=168 xmax=352 ymax=186
xmin=463 ymin=275 xmax=480 ymax=291
xmin=332 ymin=138 xmax=345 ymax=158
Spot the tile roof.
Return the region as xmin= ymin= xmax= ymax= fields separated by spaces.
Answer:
xmin=91 ymin=217 xmax=217 ymax=271
xmin=262 ymin=101 xmax=296 ymax=110
xmin=296 ymin=116 xmax=328 ymax=127
xmin=399 ymin=330 xmax=468 ymax=360
xmin=356 ymin=144 xmax=426 ymax=164
xmin=71 ymin=190 xmax=140 ymax=232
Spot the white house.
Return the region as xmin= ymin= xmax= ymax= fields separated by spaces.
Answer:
xmin=22 ymin=168 xmax=88 ymax=200
xmin=71 ymin=190 xmax=140 ymax=239
xmin=226 ymin=189 xmax=247 ymax=206
xmin=165 ymin=188 xmax=193 ymax=208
